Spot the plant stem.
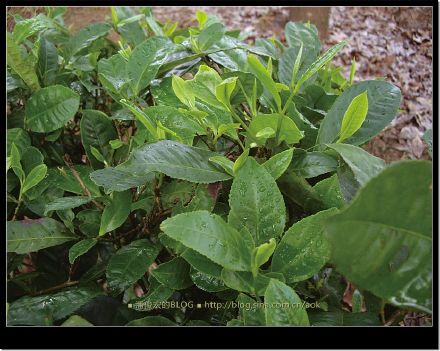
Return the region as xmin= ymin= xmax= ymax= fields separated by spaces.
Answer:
xmin=32 ymin=280 xmax=79 ymax=296
xmin=63 ymin=154 xmax=104 ymax=210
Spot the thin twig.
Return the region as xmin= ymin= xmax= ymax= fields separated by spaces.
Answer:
xmin=32 ymin=280 xmax=79 ymax=296
xmin=63 ymin=154 xmax=104 ymax=210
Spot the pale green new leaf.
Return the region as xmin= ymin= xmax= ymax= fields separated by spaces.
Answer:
xmin=22 ymin=164 xmax=47 ymax=194
xmin=337 ymin=90 xmax=369 ymax=143
xmin=7 ymin=33 xmax=40 ymax=91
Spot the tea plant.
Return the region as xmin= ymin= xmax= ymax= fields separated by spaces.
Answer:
xmin=6 ymin=7 xmax=432 ymax=326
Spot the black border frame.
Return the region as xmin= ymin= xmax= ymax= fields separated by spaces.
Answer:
xmin=3 ymin=0 xmax=438 ymax=349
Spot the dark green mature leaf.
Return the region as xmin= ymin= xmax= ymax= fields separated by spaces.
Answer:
xmin=7 ymin=33 xmax=40 ymax=91
xmin=317 ymin=81 xmax=401 ymax=147
xmin=228 ymin=158 xmax=285 ymax=245
xmin=328 ymin=143 xmax=385 ymax=201
xmin=106 ymin=239 xmax=161 ymax=293
xmin=208 ymin=36 xmax=248 ymax=72
xmin=130 ymin=277 xmax=174 ymax=311
xmin=262 ymin=148 xmax=294 ymax=180
xmin=182 ymin=248 xmax=227 ymax=292
xmin=80 ymin=110 xmax=117 ymax=168
xmin=65 ymin=23 xmax=111 ymax=61
xmin=8 ymin=218 xmax=78 ymax=254
xmin=45 ymin=196 xmax=92 ymax=215
xmin=237 ymin=293 xmax=265 ymax=325
xmin=13 ymin=14 xmax=55 ymax=44
xmin=264 ymin=279 xmax=309 ymax=326
xmin=99 ymin=190 xmax=131 ymax=236
xmin=290 ymin=149 xmax=338 ymax=178
xmin=221 ymin=269 xmax=283 ymax=295
xmin=8 ymin=286 xmax=102 ymax=325
xmin=296 ymin=40 xmax=347 ymax=90
xmin=98 ymin=54 xmax=131 ymax=95
xmin=272 ymin=208 xmax=339 ymax=283
xmin=313 ymin=175 xmax=345 ymax=209
xmin=21 ymin=146 xmax=44 ymax=175
xmin=128 ymin=36 xmax=174 ymax=96
xmin=325 ymin=161 xmax=432 ymax=313
xmin=151 ymin=257 xmax=193 ymax=290
xmin=38 ymin=37 xmax=58 ymax=86
xmin=93 ymin=140 xmax=231 ymax=186
xmin=285 ymin=21 xmax=320 ymax=53
xmin=25 ymin=85 xmax=80 ymax=133
xmin=90 ymin=168 xmax=153 ymax=192
xmin=189 ymin=267 xmax=227 ymax=292
xmin=278 ymin=45 xmax=318 ymax=87
xmin=69 ymin=239 xmax=98 ymax=264
xmin=47 ymin=165 xmax=101 ymax=197
xmin=161 ymin=210 xmax=254 ymax=271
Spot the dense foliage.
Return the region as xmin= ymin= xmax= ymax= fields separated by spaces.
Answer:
xmin=6 ymin=7 xmax=432 ymax=326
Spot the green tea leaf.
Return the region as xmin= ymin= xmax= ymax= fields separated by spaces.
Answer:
xmin=65 ymin=23 xmax=111 ymax=61
xmin=25 ymin=85 xmax=80 ymax=133
xmin=290 ymin=149 xmax=338 ymax=178
xmin=262 ymin=148 xmax=294 ymax=180
xmin=253 ymin=238 xmax=276 ymax=269
xmin=151 ymin=257 xmax=193 ymax=290
xmin=80 ymin=110 xmax=118 ymax=169
xmin=45 ymin=196 xmax=91 ymax=215
xmin=161 ymin=210 xmax=254 ymax=271
xmin=325 ymin=161 xmax=432 ymax=313
xmin=106 ymin=239 xmax=161 ymax=293
xmin=22 ymin=164 xmax=47 ymax=193
xmin=317 ymin=81 xmax=401 ymax=147
xmin=128 ymin=36 xmax=173 ymax=95
xmin=7 ymin=286 xmax=102 ymax=326
xmin=197 ymin=23 xmax=226 ymax=51
xmin=272 ymin=208 xmax=339 ymax=283
xmin=8 ymin=218 xmax=78 ymax=254
xmin=172 ymin=75 xmax=195 ymax=109
xmin=296 ymin=40 xmax=347 ymax=91
xmin=61 ymin=315 xmax=93 ymax=326
xmin=248 ymin=114 xmax=303 ymax=146
xmin=99 ymin=190 xmax=131 ymax=236
xmin=229 ymin=158 xmax=285 ymax=245
xmin=68 ymin=239 xmax=98 ymax=264
xmin=264 ymin=279 xmax=309 ymax=326
xmin=7 ymin=33 xmax=40 ymax=91
xmin=248 ymin=54 xmax=281 ymax=112
xmin=337 ymin=91 xmax=369 ymax=143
